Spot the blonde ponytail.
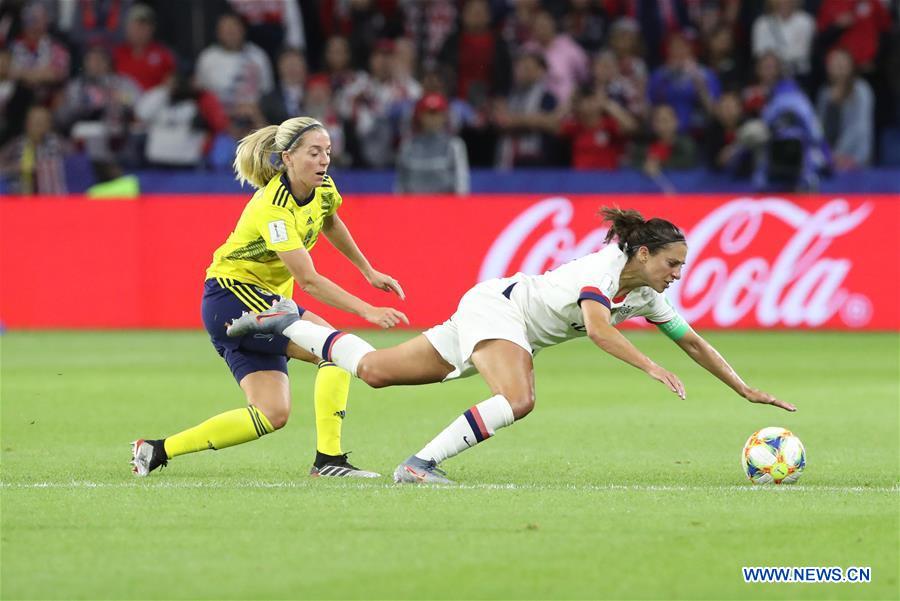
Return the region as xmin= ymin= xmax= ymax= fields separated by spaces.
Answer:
xmin=233 ymin=125 xmax=279 ymax=189
xmin=232 ymin=117 xmax=326 ymax=189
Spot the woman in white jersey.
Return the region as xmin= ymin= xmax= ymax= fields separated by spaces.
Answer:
xmin=228 ymin=207 xmax=795 ymax=483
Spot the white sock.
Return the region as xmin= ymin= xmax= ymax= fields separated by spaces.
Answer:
xmin=282 ymin=321 xmax=374 ymax=376
xmin=416 ymin=395 xmax=515 ymax=464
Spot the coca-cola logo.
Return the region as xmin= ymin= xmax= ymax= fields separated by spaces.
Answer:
xmin=478 ymin=197 xmax=874 ymax=328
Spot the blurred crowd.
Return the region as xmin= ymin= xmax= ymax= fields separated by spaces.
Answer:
xmin=1 ymin=0 xmax=898 ymax=195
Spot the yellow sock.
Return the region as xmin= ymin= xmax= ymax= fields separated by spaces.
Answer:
xmin=163 ymin=405 xmax=274 ymax=459
xmin=314 ymin=361 xmax=350 ymax=456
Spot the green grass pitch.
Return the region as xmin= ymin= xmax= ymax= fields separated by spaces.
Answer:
xmin=1 ymin=330 xmax=897 ymax=600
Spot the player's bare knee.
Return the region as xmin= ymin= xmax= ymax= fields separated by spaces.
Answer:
xmin=356 ymin=358 xmax=388 ymax=388
xmin=252 ymin=402 xmax=290 ymax=430
xmin=266 ymin=409 xmax=289 ymax=430
xmin=505 ymin=394 xmax=535 ymax=420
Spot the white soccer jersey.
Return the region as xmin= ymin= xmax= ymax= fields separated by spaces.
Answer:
xmin=507 ymin=244 xmax=679 ymax=351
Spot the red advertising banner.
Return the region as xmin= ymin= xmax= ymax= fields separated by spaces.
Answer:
xmin=1 ymin=195 xmax=897 ymax=330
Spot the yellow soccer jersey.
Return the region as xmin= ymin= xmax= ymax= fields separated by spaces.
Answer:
xmin=206 ymin=172 xmax=343 ymax=298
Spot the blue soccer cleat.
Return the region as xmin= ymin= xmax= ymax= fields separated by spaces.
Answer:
xmin=393 ymin=455 xmax=455 ymax=485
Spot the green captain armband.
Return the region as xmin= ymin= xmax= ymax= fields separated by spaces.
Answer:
xmin=652 ymin=314 xmax=692 ymax=341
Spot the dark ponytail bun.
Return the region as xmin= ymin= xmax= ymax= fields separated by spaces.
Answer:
xmin=599 ymin=206 xmax=685 ymax=256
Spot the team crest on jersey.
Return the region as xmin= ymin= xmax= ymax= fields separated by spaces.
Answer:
xmin=320 ymin=191 xmax=335 ymax=214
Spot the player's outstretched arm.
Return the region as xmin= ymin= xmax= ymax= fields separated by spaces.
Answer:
xmin=277 ymin=248 xmax=408 ymax=328
xmin=322 ymin=214 xmax=405 ymax=299
xmin=581 ymin=301 xmax=685 ymax=399
xmin=673 ymin=330 xmax=796 ymax=412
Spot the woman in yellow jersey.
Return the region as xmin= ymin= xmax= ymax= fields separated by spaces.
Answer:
xmin=131 ymin=116 xmax=408 ymax=478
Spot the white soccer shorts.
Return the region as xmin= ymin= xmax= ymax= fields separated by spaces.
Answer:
xmin=423 ymin=279 xmax=533 ymax=381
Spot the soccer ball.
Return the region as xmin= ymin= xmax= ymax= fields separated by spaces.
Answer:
xmin=741 ymin=427 xmax=806 ymax=484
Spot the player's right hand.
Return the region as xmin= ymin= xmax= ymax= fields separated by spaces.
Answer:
xmin=647 ymin=365 xmax=686 ymax=399
xmin=364 ymin=306 xmax=409 ymax=329
xmin=744 ymin=388 xmax=796 ymax=412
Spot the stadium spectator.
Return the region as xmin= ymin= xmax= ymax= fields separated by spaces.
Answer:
xmin=337 ymin=39 xmax=421 ymax=168
xmin=130 ymin=116 xmax=406 ymax=480
xmin=494 ymin=51 xmax=561 ymax=169
xmin=0 ymin=47 xmax=34 ymax=146
xmin=134 ymin=72 xmax=228 ymax=167
xmin=704 ymin=91 xmax=752 ymax=175
xmin=559 ymin=85 xmax=636 ymax=170
xmin=418 ymin=66 xmax=479 ymax=136
xmin=632 ymin=103 xmax=698 ymax=177
xmin=500 ymin=0 xmax=542 ymax=53
xmin=744 ymin=52 xmax=831 ymax=190
xmin=616 ymin=0 xmax=691 ymax=68
xmin=561 ymin=0 xmax=609 ymax=54
xmin=528 ymin=9 xmax=590 ymax=104
xmin=259 ymin=48 xmax=308 ymax=125
xmin=228 ymin=208 xmax=795 ymax=486
xmin=647 ymin=32 xmax=720 ymax=134
xmin=742 ymin=50 xmax=783 ymax=117
xmin=7 ymin=1 xmax=70 ymax=105
xmin=321 ymin=35 xmax=363 ymax=99
xmin=56 ymin=44 xmax=141 ymax=174
xmin=396 ymin=92 xmax=470 ymax=194
xmin=317 ymin=0 xmax=404 ymax=70
xmin=703 ymin=26 xmax=745 ymax=92
xmin=112 ymin=4 xmax=175 ymax=92
xmin=0 ymin=104 xmax=69 ymax=194
xmin=226 ymin=0 xmax=306 ymax=66
xmin=690 ymin=0 xmax=741 ymax=39
xmin=402 ymin=0 xmax=458 ymax=65
xmin=817 ymin=48 xmax=873 ymax=170
xmin=195 ymin=12 xmax=275 ymax=117
xmin=392 ymin=37 xmax=418 ymax=86
xmin=751 ymin=0 xmax=815 ymax=80
xmin=591 ymin=49 xmax=645 ymax=119
xmin=415 ymin=65 xmax=488 ymax=166
xmin=606 ymin=17 xmax=648 ymax=95
xmin=816 ymin=0 xmax=891 ymax=73
xmin=438 ymin=0 xmax=512 ymax=110
xmin=55 ymin=0 xmax=135 ymax=54
xmin=228 ymin=101 xmax=268 ymax=143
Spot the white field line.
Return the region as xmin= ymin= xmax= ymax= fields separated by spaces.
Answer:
xmin=0 ymin=480 xmax=897 ymax=493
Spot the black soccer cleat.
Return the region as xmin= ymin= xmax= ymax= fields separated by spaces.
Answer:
xmin=130 ymin=439 xmax=168 ymax=477
xmin=309 ymin=451 xmax=380 ymax=478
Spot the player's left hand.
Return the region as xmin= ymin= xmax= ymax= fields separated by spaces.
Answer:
xmin=366 ymin=270 xmax=405 ymax=300
xmin=745 ymin=388 xmax=796 ymax=412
